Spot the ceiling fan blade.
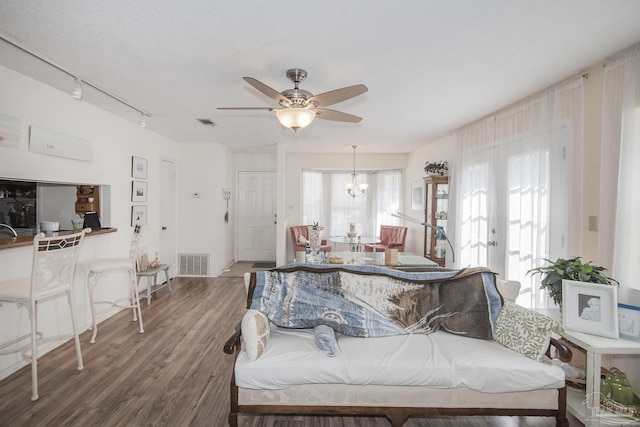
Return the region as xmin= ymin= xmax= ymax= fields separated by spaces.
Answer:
xmin=243 ymin=77 xmax=289 ymax=104
xmin=309 ymin=84 xmax=368 ymax=107
xmin=315 ymin=108 xmax=362 ymax=123
xmin=217 ymin=107 xmax=275 ymax=111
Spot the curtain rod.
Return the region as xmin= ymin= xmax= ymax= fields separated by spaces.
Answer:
xmin=0 ymin=36 xmax=151 ymax=117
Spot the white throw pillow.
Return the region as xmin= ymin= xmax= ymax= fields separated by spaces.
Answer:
xmin=241 ymin=309 xmax=270 ymax=361
xmin=496 ymin=279 xmax=521 ymax=303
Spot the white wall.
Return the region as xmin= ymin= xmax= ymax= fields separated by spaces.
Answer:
xmin=177 ymin=142 xmax=235 ymax=276
xmin=0 ymin=64 xmax=199 ymax=380
xmin=403 ymin=135 xmax=455 ymax=257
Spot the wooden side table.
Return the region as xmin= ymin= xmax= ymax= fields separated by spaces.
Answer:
xmin=136 ymin=264 xmax=172 ymax=305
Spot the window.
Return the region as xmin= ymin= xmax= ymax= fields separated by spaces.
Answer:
xmin=301 ymin=170 xmax=402 ymax=238
xmin=453 ymin=77 xmax=583 ymax=308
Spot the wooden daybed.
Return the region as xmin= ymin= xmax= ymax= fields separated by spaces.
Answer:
xmin=223 ymin=265 xmax=571 ymax=426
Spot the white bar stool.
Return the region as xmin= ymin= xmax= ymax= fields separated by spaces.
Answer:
xmin=0 ymin=228 xmax=89 ymax=401
xmin=87 ymin=224 xmax=144 ymax=344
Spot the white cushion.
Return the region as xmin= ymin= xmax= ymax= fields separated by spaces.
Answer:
xmin=0 ymin=278 xmax=31 ymax=300
xmin=241 ymin=309 xmax=271 ymax=361
xmin=496 ymin=279 xmax=521 ymax=303
xmin=235 ymin=327 xmax=565 ymax=392
xmin=88 ymin=257 xmax=134 ymax=272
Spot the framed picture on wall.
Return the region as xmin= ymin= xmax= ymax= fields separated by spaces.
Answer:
xmin=132 ymin=180 xmax=148 ymax=202
xmin=411 ymin=181 xmax=425 ymax=211
xmin=131 ymin=205 xmax=148 ymax=226
xmin=132 ymin=156 xmax=147 ymax=179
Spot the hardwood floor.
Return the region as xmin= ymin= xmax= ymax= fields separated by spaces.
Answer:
xmin=0 ymin=274 xmax=576 ymax=426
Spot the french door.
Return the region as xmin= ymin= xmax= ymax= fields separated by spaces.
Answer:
xmin=457 ymin=133 xmax=567 ymax=308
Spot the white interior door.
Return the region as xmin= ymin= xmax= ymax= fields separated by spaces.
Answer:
xmin=159 ymin=158 xmax=177 ymax=277
xmin=237 ymin=171 xmax=277 ymax=261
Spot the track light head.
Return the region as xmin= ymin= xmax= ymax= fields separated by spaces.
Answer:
xmin=72 ymin=78 xmax=82 ymax=100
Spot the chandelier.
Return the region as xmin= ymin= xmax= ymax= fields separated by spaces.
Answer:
xmin=345 ymin=145 xmax=368 ymax=198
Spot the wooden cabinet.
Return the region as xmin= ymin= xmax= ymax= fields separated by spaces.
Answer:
xmin=75 ymin=185 xmax=99 ymax=216
xmin=423 ymin=175 xmax=448 ymax=267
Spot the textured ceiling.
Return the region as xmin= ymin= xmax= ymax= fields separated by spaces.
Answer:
xmin=1 ymin=0 xmax=640 ymax=153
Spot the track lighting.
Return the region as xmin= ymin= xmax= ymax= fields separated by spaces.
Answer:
xmin=0 ymin=37 xmax=152 ymax=126
xmin=72 ymin=78 xmax=82 ymax=100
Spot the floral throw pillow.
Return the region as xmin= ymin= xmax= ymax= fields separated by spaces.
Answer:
xmin=494 ymin=301 xmax=562 ymax=362
xmin=241 ymin=309 xmax=270 ymax=361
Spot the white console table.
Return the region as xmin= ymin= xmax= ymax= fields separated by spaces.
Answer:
xmin=136 ymin=263 xmax=172 ymax=305
xmin=562 ymin=330 xmax=640 ymax=426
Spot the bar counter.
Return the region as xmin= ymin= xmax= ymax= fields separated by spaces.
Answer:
xmin=0 ymin=227 xmax=117 ymax=250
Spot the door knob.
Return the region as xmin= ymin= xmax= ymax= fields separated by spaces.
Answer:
xmin=487 ymin=241 xmax=497 ymax=247
xmin=162 ymin=226 xmax=167 ymax=230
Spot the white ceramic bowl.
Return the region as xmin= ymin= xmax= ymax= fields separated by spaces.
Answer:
xmin=40 ymin=221 xmax=59 ymax=232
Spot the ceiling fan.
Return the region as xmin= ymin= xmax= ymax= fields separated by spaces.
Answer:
xmin=217 ymin=68 xmax=368 ymax=131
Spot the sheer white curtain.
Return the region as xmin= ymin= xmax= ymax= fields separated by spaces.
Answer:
xmin=599 ymin=46 xmax=640 ymax=290
xmin=450 ymin=118 xmax=494 ymax=269
xmin=452 ymin=77 xmax=584 ymax=308
xmin=301 ymin=169 xmax=402 ymax=239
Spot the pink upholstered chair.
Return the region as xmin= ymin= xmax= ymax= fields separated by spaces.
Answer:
xmin=290 ymin=225 xmax=332 ymax=253
xmin=364 ymin=225 xmax=408 ymax=252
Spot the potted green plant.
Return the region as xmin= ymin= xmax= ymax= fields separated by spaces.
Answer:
xmin=424 ymin=161 xmax=448 ymax=176
xmin=527 ymin=256 xmax=618 ymax=306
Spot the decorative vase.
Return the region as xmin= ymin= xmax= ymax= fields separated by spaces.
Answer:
xmin=307 ymin=226 xmax=321 ymax=255
xmin=139 ymin=253 xmax=149 ymax=272
xmin=150 ymin=252 xmax=161 ymax=268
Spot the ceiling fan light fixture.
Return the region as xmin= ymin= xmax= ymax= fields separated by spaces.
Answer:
xmin=275 ymin=108 xmax=316 ymax=131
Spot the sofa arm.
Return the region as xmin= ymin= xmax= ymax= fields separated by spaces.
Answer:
xmin=388 ymin=242 xmax=402 ymax=248
xmin=548 ymin=336 xmax=572 ymax=362
xmin=224 ymin=321 xmax=242 ymax=355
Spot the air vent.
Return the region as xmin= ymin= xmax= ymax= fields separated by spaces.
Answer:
xmin=197 ymin=118 xmax=215 ymax=127
xmin=178 ymin=253 xmax=210 ymax=276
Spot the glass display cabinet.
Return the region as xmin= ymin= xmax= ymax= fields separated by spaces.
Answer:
xmin=423 ymin=175 xmax=448 ymax=267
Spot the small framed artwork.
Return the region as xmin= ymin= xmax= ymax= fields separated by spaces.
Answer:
xmin=411 ymin=181 xmax=425 ymax=211
xmin=618 ymin=303 xmax=640 ymax=342
xmin=132 ymin=156 xmax=148 ymax=179
xmin=132 ymin=181 xmax=148 ymax=202
xmin=562 ymin=280 xmax=619 ymax=339
xmin=131 ymin=205 xmax=148 ymax=226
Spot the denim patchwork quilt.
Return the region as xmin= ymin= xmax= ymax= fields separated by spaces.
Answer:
xmin=250 ymin=264 xmax=500 ymax=340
